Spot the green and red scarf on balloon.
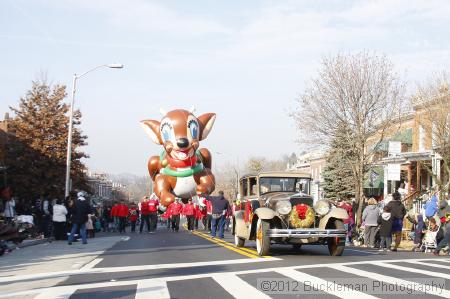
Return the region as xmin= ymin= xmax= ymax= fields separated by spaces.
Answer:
xmin=159 ymin=150 xmax=204 ymax=177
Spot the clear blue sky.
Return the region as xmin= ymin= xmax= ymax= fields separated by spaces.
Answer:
xmin=1 ymin=0 xmax=450 ymax=176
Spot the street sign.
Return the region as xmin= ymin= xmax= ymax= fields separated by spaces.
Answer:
xmin=388 ymin=141 xmax=401 ymax=156
xmin=387 ymin=164 xmax=401 ymax=181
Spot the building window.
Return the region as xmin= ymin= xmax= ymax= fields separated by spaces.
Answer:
xmin=419 ymin=125 xmax=425 ymax=151
xmin=318 ymin=165 xmax=322 ymax=181
xmin=432 ymin=122 xmax=437 ymax=148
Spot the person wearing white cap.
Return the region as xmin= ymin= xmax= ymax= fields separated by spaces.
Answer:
xmin=68 ymin=191 xmax=91 ymax=245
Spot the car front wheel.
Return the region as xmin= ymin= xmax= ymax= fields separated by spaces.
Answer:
xmin=256 ymin=218 xmax=270 ymax=256
xmin=327 ymin=219 xmax=345 ymax=256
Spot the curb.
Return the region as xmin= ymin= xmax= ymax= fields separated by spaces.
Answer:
xmin=15 ymin=237 xmax=54 ymax=250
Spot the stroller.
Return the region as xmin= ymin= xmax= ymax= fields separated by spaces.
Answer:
xmin=353 ymin=225 xmax=365 ymax=246
xmin=421 ymin=226 xmax=440 ymax=253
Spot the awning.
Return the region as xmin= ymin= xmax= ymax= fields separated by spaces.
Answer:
xmin=391 ymin=128 xmax=413 ymax=145
xmin=371 ymin=128 xmax=413 ymax=152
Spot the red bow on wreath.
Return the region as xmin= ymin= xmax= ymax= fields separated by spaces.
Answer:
xmin=295 ymin=204 xmax=308 ymax=220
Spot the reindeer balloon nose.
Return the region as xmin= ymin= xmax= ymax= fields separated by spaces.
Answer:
xmin=141 ymin=108 xmax=216 ymax=207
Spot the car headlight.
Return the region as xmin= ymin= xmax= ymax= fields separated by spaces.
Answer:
xmin=314 ymin=200 xmax=330 ymax=216
xmin=276 ymin=201 xmax=292 ymax=215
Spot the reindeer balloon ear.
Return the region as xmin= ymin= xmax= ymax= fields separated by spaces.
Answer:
xmin=140 ymin=120 xmax=162 ymax=144
xmin=197 ymin=113 xmax=216 ymax=141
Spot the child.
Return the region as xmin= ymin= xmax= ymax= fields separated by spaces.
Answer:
xmin=378 ymin=206 xmax=393 ymax=251
xmin=423 ymin=217 xmax=443 ymax=253
xmin=407 ymin=212 xmax=425 ymax=252
xmin=86 ymin=214 xmax=95 ymax=239
xmin=129 ymin=204 xmax=139 ymax=233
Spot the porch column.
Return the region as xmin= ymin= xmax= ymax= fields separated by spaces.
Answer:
xmin=407 ymin=163 xmax=412 ymax=195
xmin=432 ymin=153 xmax=442 ymax=187
xmin=416 ymin=161 xmax=421 ymax=191
xmin=383 ymin=166 xmax=388 ymax=196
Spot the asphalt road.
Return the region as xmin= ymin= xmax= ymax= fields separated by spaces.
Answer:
xmin=1 ymin=222 xmax=450 ymax=299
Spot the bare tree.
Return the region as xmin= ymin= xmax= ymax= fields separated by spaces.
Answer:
xmin=214 ymin=163 xmax=239 ymax=200
xmin=415 ymin=71 xmax=450 ymax=195
xmin=245 ymin=156 xmax=287 ymax=173
xmin=290 ymin=52 xmax=405 ymax=224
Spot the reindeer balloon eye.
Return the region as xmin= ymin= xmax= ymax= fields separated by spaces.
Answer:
xmin=188 ymin=119 xmax=199 ymax=139
xmin=160 ymin=123 xmax=174 ymax=143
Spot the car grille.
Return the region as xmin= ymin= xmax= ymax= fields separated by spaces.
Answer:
xmin=290 ymin=197 xmax=313 ymax=207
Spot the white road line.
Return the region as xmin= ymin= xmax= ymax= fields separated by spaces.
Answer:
xmin=0 ymin=257 xmax=279 ymax=284
xmin=2 ymin=258 xmax=450 ymax=298
xmin=81 ymin=258 xmax=103 ymax=270
xmin=135 ymin=279 xmax=170 ymax=299
xmin=346 ymin=249 xmax=381 ymax=255
xmin=212 ymin=273 xmax=271 ymax=299
xmin=333 ymin=265 xmax=450 ymax=298
xmin=122 ymin=236 xmax=130 ymax=241
xmin=276 ymin=268 xmax=379 ymax=299
xmin=406 ymin=261 xmax=450 ymax=270
xmin=370 ymin=261 xmax=450 ymax=279
xmin=33 ymin=286 xmax=76 ymax=299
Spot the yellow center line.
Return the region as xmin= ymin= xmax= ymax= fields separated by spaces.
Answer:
xmin=194 ymin=230 xmax=262 ymax=256
xmin=191 ymin=230 xmax=259 ymax=259
xmin=183 ymin=224 xmax=272 ymax=258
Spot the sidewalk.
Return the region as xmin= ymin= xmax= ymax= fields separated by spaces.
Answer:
xmin=0 ymin=235 xmax=124 ymax=296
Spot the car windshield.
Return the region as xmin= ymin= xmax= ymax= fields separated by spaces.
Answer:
xmin=259 ymin=177 xmax=310 ymax=195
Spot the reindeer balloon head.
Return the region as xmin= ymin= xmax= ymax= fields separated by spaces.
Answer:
xmin=141 ymin=108 xmax=216 ymax=207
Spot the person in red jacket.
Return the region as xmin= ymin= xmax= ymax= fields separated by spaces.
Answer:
xmin=118 ymin=201 xmax=129 ymax=233
xmin=111 ymin=202 xmax=119 ymax=232
xmin=205 ymin=198 xmax=212 ymax=232
xmin=182 ymin=199 xmax=196 ymax=232
xmin=198 ymin=196 xmax=208 ymax=230
xmin=162 ymin=205 xmax=172 ymax=229
xmin=139 ymin=197 xmax=151 ymax=233
xmin=337 ymin=198 xmax=354 ymax=245
xmin=169 ymin=201 xmax=183 ymax=232
xmin=148 ymin=193 xmax=159 ymax=233
xmin=194 ymin=203 xmax=203 ymax=230
xmin=129 ymin=203 xmax=139 ymax=233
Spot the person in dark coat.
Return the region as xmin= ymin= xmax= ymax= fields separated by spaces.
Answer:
xmin=412 ymin=214 xmax=425 ymax=251
xmin=434 ymin=200 xmax=450 ymax=255
xmin=68 ymin=192 xmax=91 ymax=245
xmin=205 ymin=191 xmax=229 ymax=239
xmin=378 ymin=206 xmax=393 ymax=251
xmin=386 ymin=192 xmax=406 ymax=251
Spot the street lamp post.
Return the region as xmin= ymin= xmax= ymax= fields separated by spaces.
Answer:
xmin=64 ymin=64 xmax=124 ymax=198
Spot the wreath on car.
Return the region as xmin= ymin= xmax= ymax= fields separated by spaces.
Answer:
xmin=290 ymin=204 xmax=315 ymax=228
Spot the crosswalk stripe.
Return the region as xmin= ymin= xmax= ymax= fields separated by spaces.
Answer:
xmin=0 ymin=257 xmax=277 ymax=284
xmin=212 ymin=273 xmax=271 ymax=299
xmin=405 ymin=261 xmax=450 ymax=270
xmin=33 ymin=286 xmax=76 ymax=299
xmin=276 ymin=268 xmax=379 ymax=299
xmin=81 ymin=258 xmax=103 ymax=270
xmin=332 ymin=265 xmax=450 ymax=298
xmin=135 ymin=279 xmax=170 ymax=299
xmin=370 ymin=261 xmax=450 ymax=279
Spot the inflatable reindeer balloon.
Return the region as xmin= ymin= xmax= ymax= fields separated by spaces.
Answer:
xmin=141 ymin=108 xmax=216 ymax=207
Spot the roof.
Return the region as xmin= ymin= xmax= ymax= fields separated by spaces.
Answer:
xmin=240 ymin=171 xmax=311 ymax=180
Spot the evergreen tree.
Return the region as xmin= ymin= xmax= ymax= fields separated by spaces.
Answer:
xmin=6 ymin=79 xmax=88 ymax=200
xmin=322 ymin=124 xmax=356 ymax=200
